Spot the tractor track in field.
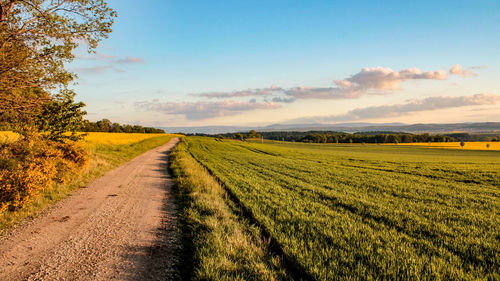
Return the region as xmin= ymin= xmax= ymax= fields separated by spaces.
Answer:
xmin=0 ymin=138 xmax=181 ymax=281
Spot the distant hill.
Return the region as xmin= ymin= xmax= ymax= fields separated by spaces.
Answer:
xmin=162 ymin=126 xmax=253 ymax=134
xmin=162 ymin=122 xmax=500 ymax=134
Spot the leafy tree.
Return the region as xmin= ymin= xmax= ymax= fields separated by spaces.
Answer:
xmin=0 ymin=0 xmax=116 ymax=130
xmin=486 ymin=143 xmax=490 ymax=149
xmin=35 ymin=92 xmax=86 ymax=142
xmin=111 ymin=123 xmax=122 ymax=133
xmin=247 ymin=130 xmax=257 ymax=138
xmin=96 ymin=119 xmax=112 ymax=132
xmin=460 ymin=141 xmax=466 ymax=148
xmin=122 ymin=124 xmax=133 ymax=133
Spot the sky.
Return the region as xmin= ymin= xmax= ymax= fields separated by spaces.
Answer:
xmin=69 ymin=0 xmax=500 ymax=127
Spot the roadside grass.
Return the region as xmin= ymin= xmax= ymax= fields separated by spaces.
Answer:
xmin=170 ymin=140 xmax=289 ymax=281
xmin=0 ymin=134 xmax=176 ymax=235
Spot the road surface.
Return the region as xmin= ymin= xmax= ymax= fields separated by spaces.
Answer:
xmin=0 ymin=138 xmax=181 ymax=281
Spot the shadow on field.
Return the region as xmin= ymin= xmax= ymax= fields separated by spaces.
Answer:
xmin=119 ymin=149 xmax=182 ymax=281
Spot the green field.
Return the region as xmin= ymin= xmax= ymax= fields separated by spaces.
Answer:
xmin=185 ymin=137 xmax=500 ymax=280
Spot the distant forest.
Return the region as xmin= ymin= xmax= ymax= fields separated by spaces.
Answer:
xmin=191 ymin=130 xmax=500 ymax=143
xmin=81 ymin=119 xmax=165 ymax=134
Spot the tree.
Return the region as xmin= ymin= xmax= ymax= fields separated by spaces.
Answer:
xmin=111 ymin=123 xmax=122 ymax=133
xmin=122 ymin=124 xmax=132 ymax=133
xmin=0 ymin=0 xmax=116 ymax=130
xmin=460 ymin=141 xmax=465 ymax=148
xmin=96 ymin=119 xmax=112 ymax=132
xmin=35 ymin=92 xmax=86 ymax=142
xmin=486 ymin=143 xmax=490 ymax=149
xmin=247 ymin=130 xmax=257 ymax=138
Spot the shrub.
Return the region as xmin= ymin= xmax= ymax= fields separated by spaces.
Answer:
xmin=0 ymin=134 xmax=88 ymax=213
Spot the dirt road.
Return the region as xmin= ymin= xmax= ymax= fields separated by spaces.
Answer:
xmin=0 ymin=138 xmax=181 ymax=281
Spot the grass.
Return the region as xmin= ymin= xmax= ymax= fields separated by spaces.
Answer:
xmin=186 ymin=137 xmax=500 ymax=280
xmin=170 ymin=140 xmax=289 ymax=281
xmin=0 ymin=133 xmax=177 ymax=234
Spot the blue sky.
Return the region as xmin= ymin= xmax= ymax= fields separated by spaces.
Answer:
xmin=70 ymin=0 xmax=500 ymax=127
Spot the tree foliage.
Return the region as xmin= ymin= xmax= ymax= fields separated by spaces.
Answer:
xmin=36 ymin=91 xmax=87 ymax=142
xmin=0 ymin=0 xmax=116 ymax=129
xmin=81 ymin=119 xmax=166 ymax=134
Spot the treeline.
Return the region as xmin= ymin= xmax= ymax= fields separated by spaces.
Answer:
xmin=81 ymin=119 xmax=165 ymax=134
xmin=298 ymin=132 xmax=454 ymax=144
xmin=209 ymin=131 xmax=460 ymax=143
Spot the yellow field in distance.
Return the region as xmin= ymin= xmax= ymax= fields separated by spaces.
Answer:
xmin=0 ymin=132 xmax=175 ymax=147
xmin=385 ymin=141 xmax=500 ymax=151
xmin=82 ymin=132 xmax=170 ymax=146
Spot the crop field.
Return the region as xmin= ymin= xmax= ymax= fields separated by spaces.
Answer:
xmin=385 ymin=141 xmax=500 ymax=151
xmin=82 ymin=132 xmax=170 ymax=146
xmin=186 ymin=137 xmax=500 ymax=280
xmin=0 ymin=131 xmax=170 ymax=147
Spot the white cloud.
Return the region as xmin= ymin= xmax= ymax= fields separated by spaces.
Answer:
xmin=133 ymin=64 xmax=485 ymax=122
xmin=449 ymin=64 xmax=485 ymax=77
xmin=136 ymin=100 xmax=281 ymax=120
xmin=194 ymin=86 xmax=281 ymax=99
xmin=285 ymin=67 xmax=448 ymax=99
xmin=187 ymin=65 xmax=476 ymax=102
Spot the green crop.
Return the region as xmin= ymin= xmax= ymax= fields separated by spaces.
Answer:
xmin=186 ymin=137 xmax=500 ymax=280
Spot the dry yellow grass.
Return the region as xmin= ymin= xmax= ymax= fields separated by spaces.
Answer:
xmin=0 ymin=132 xmax=174 ymax=147
xmin=387 ymin=141 xmax=500 ymax=151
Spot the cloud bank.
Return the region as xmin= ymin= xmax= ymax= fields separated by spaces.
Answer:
xmin=285 ymin=67 xmax=448 ymax=99
xmin=194 ymin=86 xmax=282 ymax=99
xmin=137 ymin=64 xmax=484 ymax=121
xmin=287 ymin=93 xmax=500 ymax=123
xmin=191 ymin=66 xmax=462 ymax=101
xmin=136 ymin=100 xmax=281 ymax=120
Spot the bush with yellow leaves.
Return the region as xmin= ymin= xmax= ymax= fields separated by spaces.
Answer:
xmin=0 ymin=134 xmax=88 ymax=213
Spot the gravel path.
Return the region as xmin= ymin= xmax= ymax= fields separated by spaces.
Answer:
xmin=0 ymin=138 xmax=181 ymax=281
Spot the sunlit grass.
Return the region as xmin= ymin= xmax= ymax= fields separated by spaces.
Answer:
xmin=187 ymin=137 xmax=500 ymax=280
